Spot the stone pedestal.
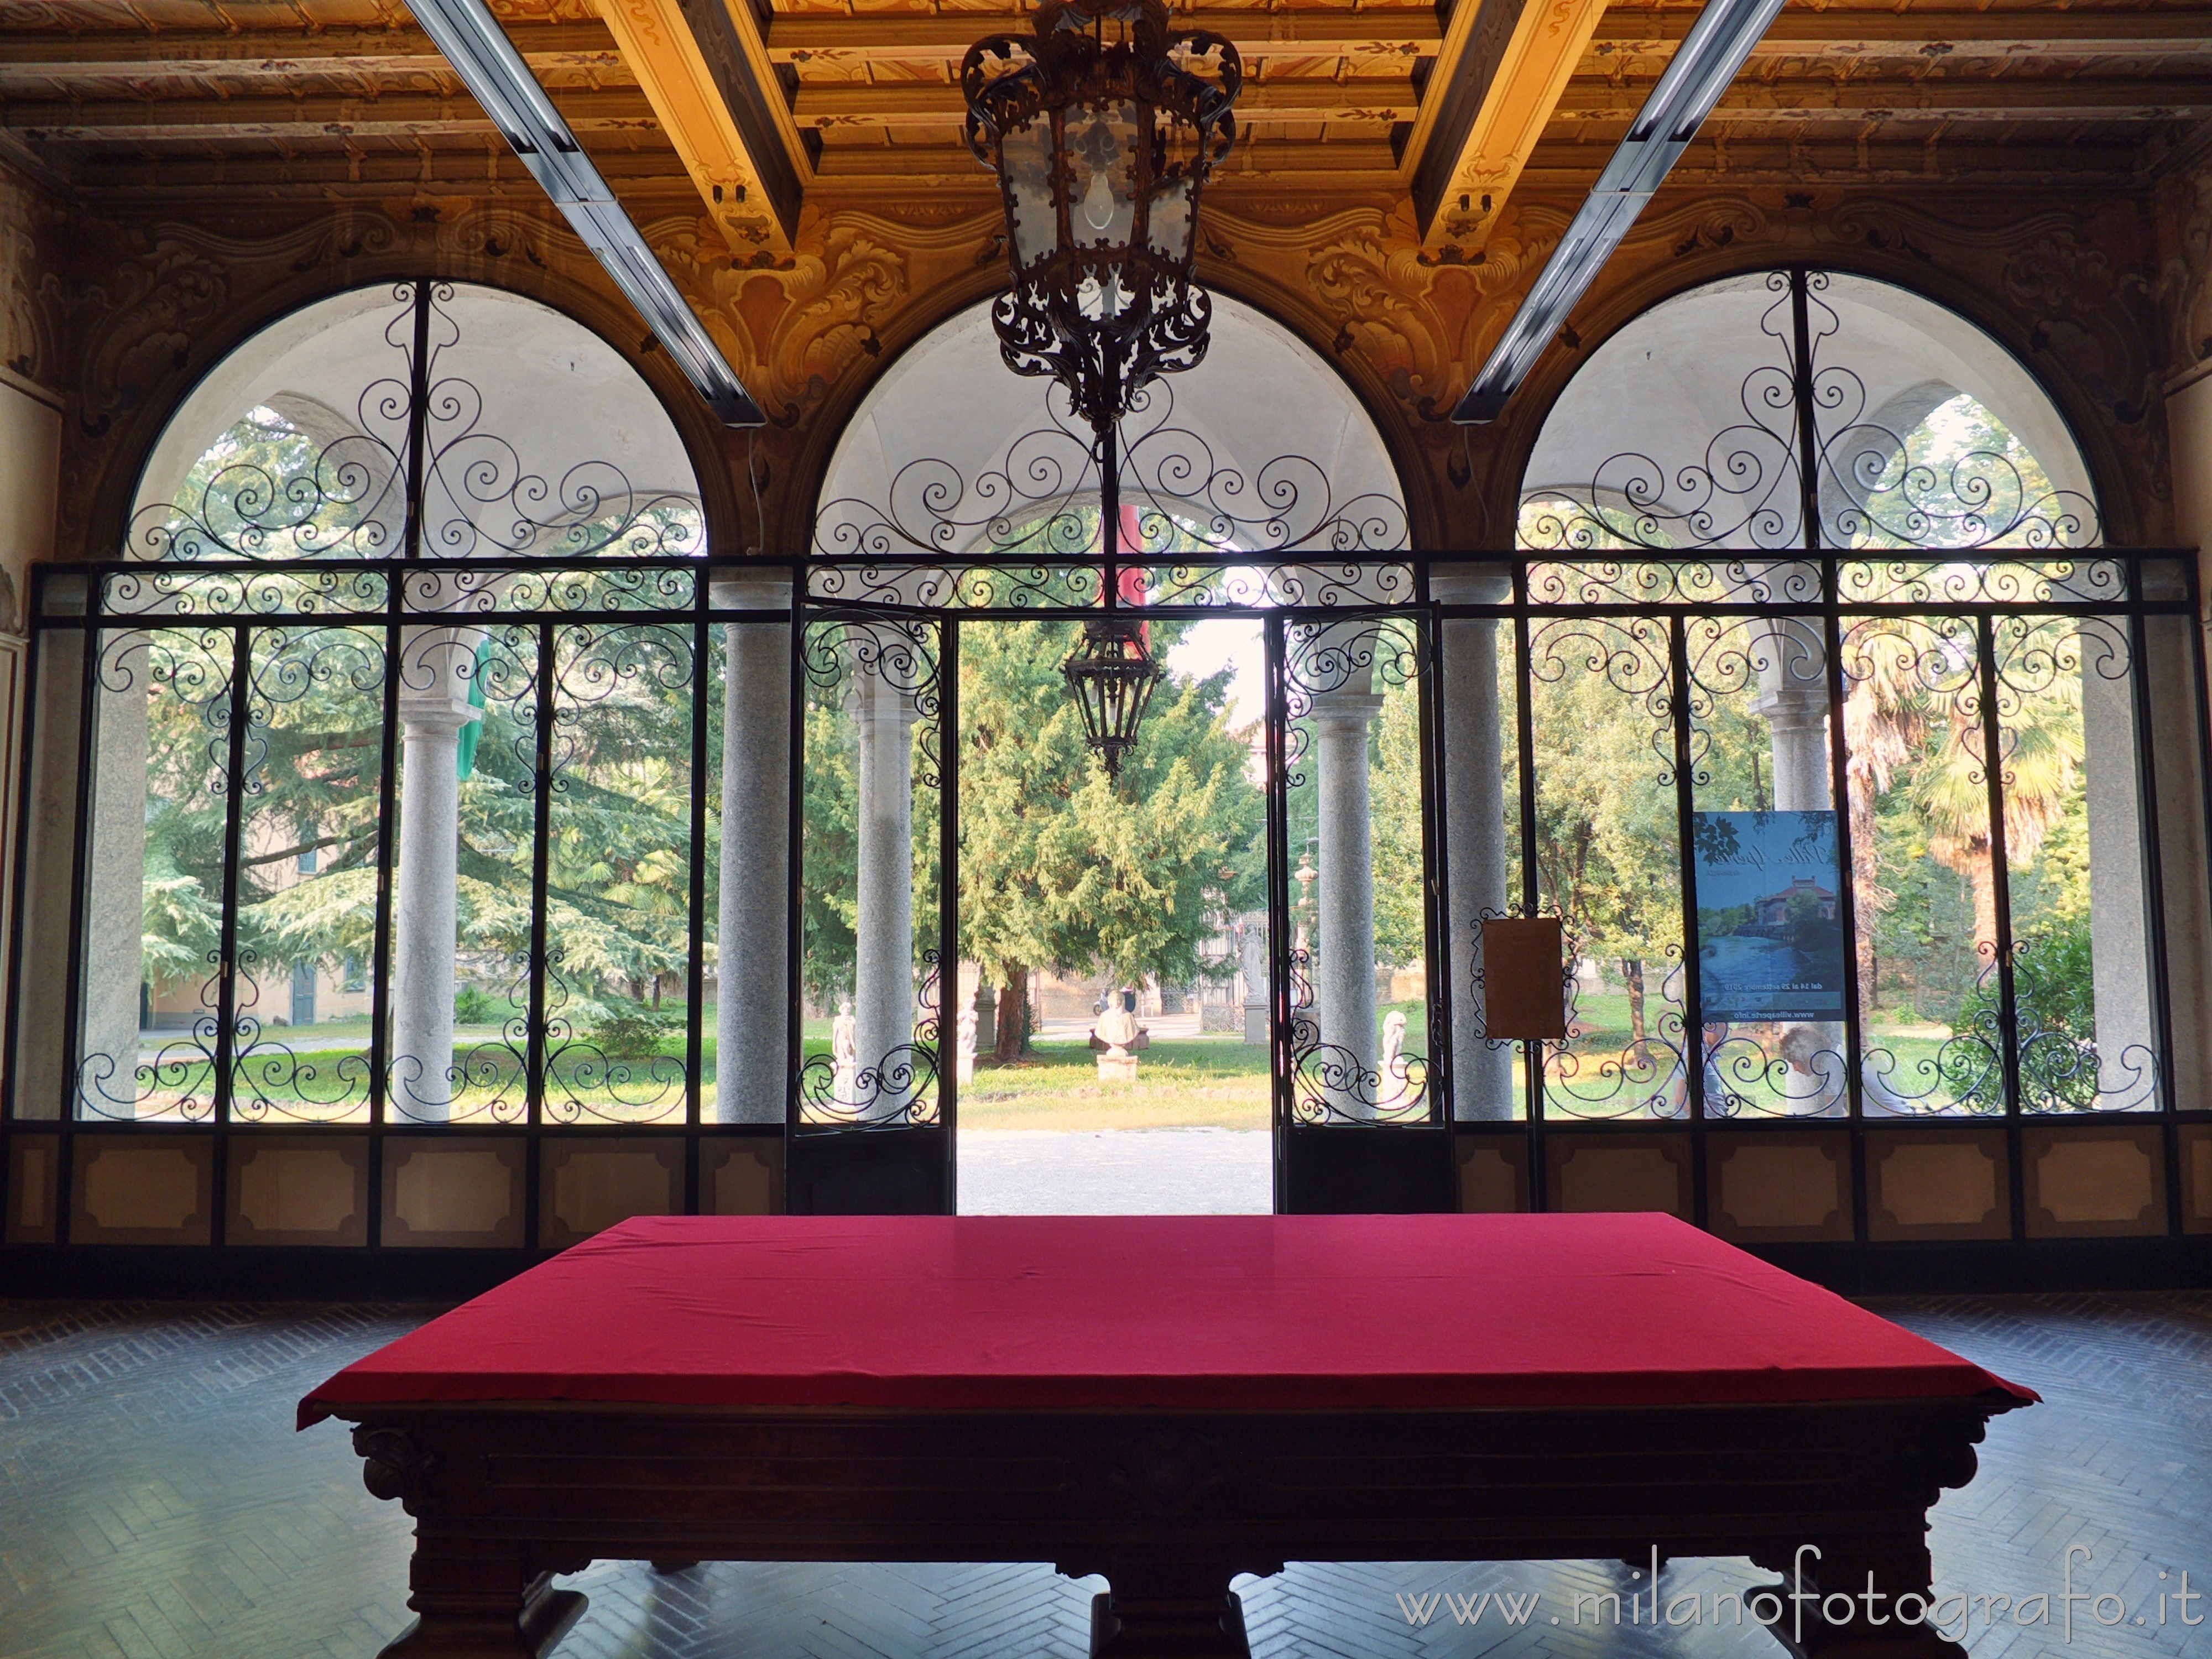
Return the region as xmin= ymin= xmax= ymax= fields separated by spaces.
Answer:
xmin=1432 ymin=566 xmax=1514 ymax=1121
xmin=392 ymin=689 xmax=481 ymax=1120
xmin=1096 ymin=1052 xmax=1140 ymax=1083
xmin=1237 ymin=914 xmax=1269 ymax=1046
xmin=712 ymin=576 xmax=791 ymax=1125
xmin=973 ymin=984 xmax=997 ymax=1055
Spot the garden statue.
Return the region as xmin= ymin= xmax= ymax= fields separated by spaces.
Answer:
xmin=1088 ymin=987 xmax=1150 ymax=1083
xmin=832 ymin=1005 xmax=859 ymax=1107
xmin=957 ymin=1006 xmax=978 ymax=1085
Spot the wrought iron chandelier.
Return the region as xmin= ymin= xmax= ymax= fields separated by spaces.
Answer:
xmin=964 ymin=0 xmax=1241 ymax=775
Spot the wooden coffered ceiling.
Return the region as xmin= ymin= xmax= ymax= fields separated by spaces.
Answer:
xmin=3 ymin=1 xmax=2209 ymax=246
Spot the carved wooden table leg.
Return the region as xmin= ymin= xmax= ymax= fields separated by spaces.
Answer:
xmin=376 ymin=1533 xmax=587 ymax=1659
xmin=1090 ymin=1559 xmax=1249 ymax=1657
xmin=1751 ymin=1533 xmax=1966 ymax=1659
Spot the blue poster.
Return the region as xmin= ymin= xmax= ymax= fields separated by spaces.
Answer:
xmin=1692 ymin=811 xmax=1846 ymax=1024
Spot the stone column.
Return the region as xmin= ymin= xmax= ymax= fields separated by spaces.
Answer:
xmin=1746 ymin=597 xmax=1840 ymax=1113
xmin=390 ymin=627 xmax=480 ymax=1120
xmin=712 ymin=575 xmax=791 ymax=1125
xmin=1747 ymin=581 xmax=1830 ymax=812
xmin=80 ymin=642 xmax=149 ymax=1116
xmin=851 ymin=659 xmax=917 ymax=1115
xmin=2080 ymin=634 xmax=2156 ymax=1100
xmin=1308 ymin=625 xmax=1383 ymax=1114
xmin=1432 ymin=565 xmax=1514 ymax=1121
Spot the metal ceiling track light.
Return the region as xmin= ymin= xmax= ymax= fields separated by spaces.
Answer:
xmin=407 ymin=0 xmax=765 ymax=428
xmin=965 ymin=0 xmax=1241 ymax=775
xmin=1452 ymin=0 xmax=1787 ymax=424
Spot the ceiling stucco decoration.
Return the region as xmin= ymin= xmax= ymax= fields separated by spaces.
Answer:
xmin=0 ymin=164 xmax=62 ymax=393
xmin=2154 ymin=147 xmax=2212 ymax=388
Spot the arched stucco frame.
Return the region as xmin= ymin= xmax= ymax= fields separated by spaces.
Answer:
xmin=767 ymin=251 xmax=1440 ymax=557
xmin=66 ymin=243 xmax=745 ymax=569
xmin=1483 ymin=246 xmax=2148 ymax=549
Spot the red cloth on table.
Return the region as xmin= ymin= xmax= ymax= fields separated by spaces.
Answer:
xmin=298 ymin=1212 xmax=2034 ymax=1428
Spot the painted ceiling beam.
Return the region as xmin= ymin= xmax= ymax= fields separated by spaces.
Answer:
xmin=1594 ymin=8 xmax=2212 ymax=54
xmin=767 ymin=9 xmax=1447 ymax=58
xmin=403 ymin=0 xmax=764 ymax=426
xmin=591 ymin=0 xmax=805 ymax=253
xmin=758 ymin=6 xmax=2212 ymax=61
xmin=0 ymin=22 xmax=621 ymax=76
xmin=1455 ymin=0 xmax=1787 ymax=422
xmin=789 ymin=76 xmax=1419 ymax=125
xmin=1401 ymin=0 xmax=1614 ymax=251
xmin=1555 ymin=77 xmax=2212 ymax=122
xmin=1 ymin=91 xmax=666 ymax=143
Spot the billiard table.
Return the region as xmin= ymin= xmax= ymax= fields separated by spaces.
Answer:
xmin=302 ymin=1212 xmax=2032 ymax=1657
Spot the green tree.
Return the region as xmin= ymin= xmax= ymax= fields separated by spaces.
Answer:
xmin=960 ymin=619 xmax=1265 ymax=1058
xmin=796 ymin=618 xmax=1265 ymax=1062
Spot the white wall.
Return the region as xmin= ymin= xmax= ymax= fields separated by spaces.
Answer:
xmin=0 ymin=369 xmax=59 ymax=625
xmin=0 ymin=368 xmax=56 ymax=1104
xmin=2170 ymin=367 xmax=2212 ymax=553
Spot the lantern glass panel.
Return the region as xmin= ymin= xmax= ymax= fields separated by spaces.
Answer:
xmin=1002 ymin=117 xmax=1058 ymax=270
xmin=1068 ymin=103 xmax=1139 ymax=250
xmin=1146 ymin=174 xmax=1193 ymax=261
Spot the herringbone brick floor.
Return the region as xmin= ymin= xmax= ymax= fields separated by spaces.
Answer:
xmin=0 ymin=1291 xmax=2205 ymax=1658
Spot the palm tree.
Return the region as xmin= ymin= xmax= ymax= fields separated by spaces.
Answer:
xmin=1911 ymin=624 xmax=2084 ymax=962
xmin=1842 ymin=627 xmax=1926 ymax=999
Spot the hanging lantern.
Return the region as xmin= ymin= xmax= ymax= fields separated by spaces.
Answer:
xmin=1060 ymin=618 xmax=1165 ymax=778
xmin=963 ymin=0 xmax=1241 ymax=435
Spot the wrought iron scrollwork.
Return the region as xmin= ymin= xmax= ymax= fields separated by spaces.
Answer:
xmin=1280 ymin=612 xmax=1432 ymax=1124
xmin=811 ymin=378 xmax=1406 ymax=576
xmin=1519 ymin=268 xmax=2100 ymax=558
xmin=129 ymin=281 xmax=702 ymax=569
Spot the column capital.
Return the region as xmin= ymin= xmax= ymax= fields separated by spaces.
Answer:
xmin=1428 ymin=562 xmax=1513 ymax=606
xmin=1309 ymin=690 xmax=1386 ymax=727
xmin=708 ymin=570 xmax=794 ymax=610
xmin=397 ymin=695 xmax=482 ymax=736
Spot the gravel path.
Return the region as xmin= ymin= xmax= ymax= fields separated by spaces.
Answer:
xmin=956 ymin=1128 xmax=1272 ymax=1213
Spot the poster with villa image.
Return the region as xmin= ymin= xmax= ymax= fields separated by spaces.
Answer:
xmin=1692 ymin=810 xmax=1847 ymax=1024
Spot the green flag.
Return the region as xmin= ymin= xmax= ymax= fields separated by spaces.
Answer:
xmin=455 ymin=636 xmax=491 ymax=780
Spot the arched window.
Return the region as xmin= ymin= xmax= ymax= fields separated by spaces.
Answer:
xmin=62 ymin=281 xmax=713 ymax=1133
xmin=1501 ymin=267 xmax=2167 ymax=1133
xmin=1518 ymin=269 xmax=2098 ymax=555
xmin=132 ymin=281 xmax=702 ymax=562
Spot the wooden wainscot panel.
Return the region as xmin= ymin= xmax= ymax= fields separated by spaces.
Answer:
xmin=705 ymin=1136 xmax=782 ymax=1216
xmin=69 ymin=1135 xmax=213 ymax=1245
xmin=228 ymin=1135 xmax=368 ymax=1246
xmin=381 ymin=1136 xmax=526 ymax=1249
xmin=2184 ymin=1125 xmax=2212 ymax=1235
xmin=5 ymin=1132 xmax=60 ymax=1243
xmin=540 ymin=1138 xmax=682 ymax=1247
xmin=1865 ymin=1128 xmax=2011 ymax=1241
xmin=1455 ymin=1134 xmax=1527 ymax=1213
xmin=2022 ymin=1125 xmax=2166 ymax=1238
xmin=1707 ymin=1131 xmax=1851 ymax=1243
xmin=1546 ymin=1134 xmax=1691 ymax=1218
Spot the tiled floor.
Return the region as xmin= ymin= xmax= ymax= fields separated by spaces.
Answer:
xmin=1 ymin=1290 xmax=2206 ymax=1658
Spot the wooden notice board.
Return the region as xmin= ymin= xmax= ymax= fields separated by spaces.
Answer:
xmin=1480 ymin=917 xmax=1567 ymax=1040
